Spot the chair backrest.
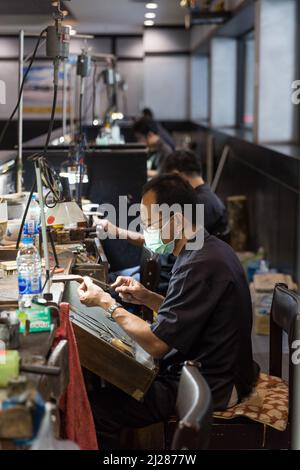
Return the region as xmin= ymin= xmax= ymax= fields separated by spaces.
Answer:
xmin=140 ymin=247 xmax=161 ymax=322
xmin=171 ymin=361 xmax=213 ymax=450
xmin=269 ymin=283 xmax=300 ymax=421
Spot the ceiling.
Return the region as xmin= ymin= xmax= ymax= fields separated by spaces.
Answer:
xmin=0 ymin=0 xmax=186 ymax=34
xmin=68 ymin=0 xmax=186 ymax=33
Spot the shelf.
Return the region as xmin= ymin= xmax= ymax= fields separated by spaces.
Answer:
xmin=187 ymin=11 xmax=232 ymax=26
xmin=193 ymin=120 xmax=300 ymax=162
xmin=192 ymin=0 xmax=255 ymax=55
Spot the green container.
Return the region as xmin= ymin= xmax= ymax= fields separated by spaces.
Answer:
xmin=17 ymin=306 xmax=51 ymax=333
xmin=0 ymin=350 xmax=20 ymax=388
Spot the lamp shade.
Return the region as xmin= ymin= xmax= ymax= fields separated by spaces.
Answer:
xmin=46 ymin=201 xmax=86 ymax=227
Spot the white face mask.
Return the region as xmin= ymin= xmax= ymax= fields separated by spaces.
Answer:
xmin=143 ymin=227 xmax=175 ymax=255
xmin=143 ymin=216 xmax=181 ymax=255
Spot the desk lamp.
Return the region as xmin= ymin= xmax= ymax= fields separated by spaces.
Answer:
xmin=46 ymin=176 xmax=86 ymax=228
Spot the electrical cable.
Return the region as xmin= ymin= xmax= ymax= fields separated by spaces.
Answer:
xmin=92 ymin=64 xmax=97 ymax=122
xmin=79 ymin=86 xmax=83 ymax=135
xmin=0 ymin=28 xmax=47 ymax=148
xmin=16 ymin=179 xmax=36 ymax=250
xmin=16 ymin=64 xmax=62 ymax=248
xmin=44 ymin=83 xmax=58 ymax=153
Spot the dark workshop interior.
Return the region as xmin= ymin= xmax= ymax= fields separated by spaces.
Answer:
xmin=0 ymin=0 xmax=299 ymax=455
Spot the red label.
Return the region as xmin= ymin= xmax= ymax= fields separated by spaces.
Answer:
xmin=47 ymin=215 xmax=55 ymax=225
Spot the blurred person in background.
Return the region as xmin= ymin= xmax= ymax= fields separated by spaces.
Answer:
xmin=133 ymin=117 xmax=173 ymax=177
xmin=142 ymin=107 xmax=175 ymax=151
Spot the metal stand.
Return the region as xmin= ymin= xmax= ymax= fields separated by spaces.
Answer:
xmin=17 ymin=30 xmax=24 ymax=193
xmin=292 ymin=315 xmax=300 ymax=449
xmin=211 ymin=145 xmax=230 ymax=193
xmin=34 ymin=158 xmax=51 ymax=293
xmin=16 ymin=30 xmax=47 ymax=194
xmin=62 ymin=60 xmax=68 ymax=139
xmin=206 ymin=134 xmax=214 ymax=186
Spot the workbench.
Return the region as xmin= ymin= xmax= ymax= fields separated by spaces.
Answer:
xmin=0 ymin=245 xmax=74 ymax=448
xmin=0 ymin=239 xmax=157 ymax=448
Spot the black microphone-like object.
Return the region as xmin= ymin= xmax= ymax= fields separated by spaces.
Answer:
xmin=46 ymin=23 xmax=70 ymax=85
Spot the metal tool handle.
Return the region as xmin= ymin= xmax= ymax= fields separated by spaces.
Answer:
xmin=52 ymin=273 xmax=112 ymax=290
xmin=21 ymin=364 xmax=61 ymax=376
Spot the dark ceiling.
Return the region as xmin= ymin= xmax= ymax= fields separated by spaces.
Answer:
xmin=0 ymin=0 xmax=72 ymax=16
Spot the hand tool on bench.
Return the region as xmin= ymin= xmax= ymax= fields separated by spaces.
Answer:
xmin=51 ymin=274 xmax=112 ymax=291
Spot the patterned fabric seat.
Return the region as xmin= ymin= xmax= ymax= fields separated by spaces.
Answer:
xmin=213 ymin=373 xmax=288 ymax=432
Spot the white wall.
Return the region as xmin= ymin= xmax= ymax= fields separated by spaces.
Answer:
xmin=256 ymin=0 xmax=297 ymax=143
xmin=118 ymin=60 xmax=144 ymax=116
xmin=0 ymin=29 xmax=191 ymax=121
xmin=143 ymin=28 xmax=190 ymax=120
xmin=116 ymin=37 xmax=144 ymax=58
xmin=0 ymin=61 xmax=18 ymax=119
xmin=144 ymin=29 xmax=190 ymax=54
xmin=190 ymin=55 xmax=209 ymax=121
xmin=144 ymin=56 xmax=189 ymax=120
xmin=210 ymin=37 xmax=237 ymax=127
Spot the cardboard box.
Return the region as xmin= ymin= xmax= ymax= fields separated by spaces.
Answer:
xmin=251 ymin=274 xmax=297 ymax=335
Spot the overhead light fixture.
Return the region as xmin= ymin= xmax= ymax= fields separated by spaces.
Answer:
xmin=146 ymin=3 xmax=158 ymax=9
xmin=70 ymin=28 xmax=77 ymax=36
xmin=111 ymin=112 xmax=124 ymax=121
xmin=144 ymin=20 xmax=155 ymax=26
xmin=145 ymin=12 xmax=156 ymax=19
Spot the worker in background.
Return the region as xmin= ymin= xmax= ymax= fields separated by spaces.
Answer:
xmin=97 ymin=149 xmax=228 ymax=294
xmin=142 ymin=107 xmax=175 ymax=150
xmin=78 ymin=174 xmax=259 ymax=449
xmin=133 ymin=117 xmax=173 ymax=178
xmin=160 ymin=149 xmax=228 ymax=237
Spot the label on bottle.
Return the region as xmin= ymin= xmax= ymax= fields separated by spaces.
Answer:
xmin=30 ymin=273 xmax=42 ymax=294
xmin=18 ymin=275 xmax=29 ymax=295
xmin=18 ymin=274 xmax=42 ymax=295
xmin=24 ymin=220 xmax=39 ymax=236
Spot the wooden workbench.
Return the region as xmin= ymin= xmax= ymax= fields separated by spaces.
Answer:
xmin=0 ymin=245 xmax=74 ymax=445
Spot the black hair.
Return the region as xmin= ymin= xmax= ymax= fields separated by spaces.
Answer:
xmin=142 ymin=174 xmax=199 ymax=225
xmin=160 ymin=149 xmax=202 ymax=176
xmin=142 ymin=108 xmax=154 ymax=119
xmin=133 ymin=117 xmax=159 ymax=137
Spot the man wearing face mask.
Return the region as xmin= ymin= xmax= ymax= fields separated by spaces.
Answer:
xmin=78 ymin=174 xmax=259 ymax=449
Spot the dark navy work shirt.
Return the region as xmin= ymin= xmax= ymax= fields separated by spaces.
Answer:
xmin=151 ymin=234 xmax=259 ymax=410
xmin=158 ymin=183 xmax=228 ymax=295
xmin=194 ymin=183 xmax=227 ymax=236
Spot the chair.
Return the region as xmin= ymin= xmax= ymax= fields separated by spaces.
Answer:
xmin=171 ymin=361 xmax=213 ymax=450
xmin=210 ymin=283 xmax=299 ymax=450
xmin=120 ymin=361 xmax=213 ymax=450
xmin=139 ymin=247 xmax=161 ymax=322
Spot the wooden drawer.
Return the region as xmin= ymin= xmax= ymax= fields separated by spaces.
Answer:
xmin=63 ymin=281 xmax=157 ymax=401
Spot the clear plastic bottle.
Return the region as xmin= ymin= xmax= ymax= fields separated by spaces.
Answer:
xmin=17 ymin=237 xmax=42 ymax=310
xmin=257 ymin=259 xmax=269 ymax=274
xmin=23 ymin=194 xmax=40 ymax=244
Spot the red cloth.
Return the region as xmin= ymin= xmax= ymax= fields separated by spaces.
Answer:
xmin=54 ymin=302 xmax=98 ymax=450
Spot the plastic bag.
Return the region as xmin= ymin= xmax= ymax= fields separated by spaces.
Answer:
xmin=31 ymin=403 xmax=80 ymax=451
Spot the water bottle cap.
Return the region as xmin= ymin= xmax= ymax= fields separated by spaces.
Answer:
xmin=22 ymin=237 xmax=33 ymax=244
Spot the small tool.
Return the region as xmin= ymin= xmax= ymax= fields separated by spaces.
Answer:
xmin=111 ymin=338 xmax=134 ymax=356
xmin=70 ymin=311 xmax=134 ymax=357
xmin=51 ymin=273 xmax=112 ymax=291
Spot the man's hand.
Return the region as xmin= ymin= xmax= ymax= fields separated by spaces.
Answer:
xmin=77 ymin=276 xmax=114 ymax=310
xmin=96 ymin=219 xmax=118 ymax=239
xmin=111 ymin=276 xmax=149 ymax=305
xmin=96 ymin=219 xmax=145 ymax=247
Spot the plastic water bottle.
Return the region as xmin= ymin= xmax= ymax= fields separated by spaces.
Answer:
xmin=17 ymin=237 xmax=42 ymax=310
xmin=23 ymin=195 xmax=40 ymax=243
xmin=257 ymin=259 xmax=269 ymax=274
